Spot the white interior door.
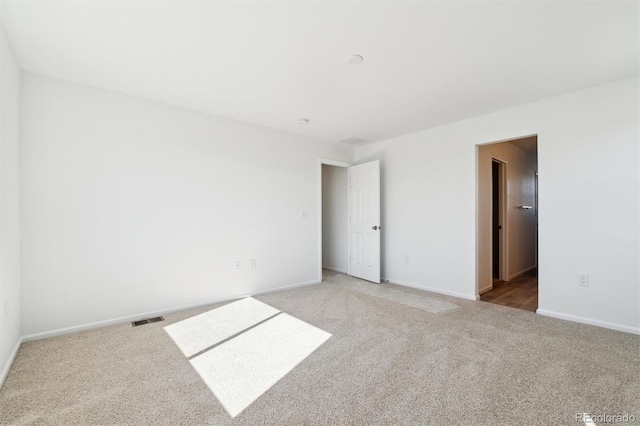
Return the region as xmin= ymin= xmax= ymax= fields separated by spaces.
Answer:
xmin=349 ymin=160 xmax=380 ymax=283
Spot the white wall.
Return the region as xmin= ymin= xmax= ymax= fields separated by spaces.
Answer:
xmin=0 ymin=25 xmax=21 ymax=382
xmin=478 ymin=140 xmax=537 ymax=293
xmin=356 ymin=77 xmax=639 ymax=334
xmin=20 ymin=73 xmax=354 ymax=336
xmin=322 ymin=164 xmax=347 ymax=273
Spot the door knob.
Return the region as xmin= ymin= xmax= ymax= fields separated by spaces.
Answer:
xmin=372 ymin=226 xmax=378 ymax=230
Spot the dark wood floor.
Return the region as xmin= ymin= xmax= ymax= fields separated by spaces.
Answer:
xmin=480 ymin=269 xmax=538 ymax=312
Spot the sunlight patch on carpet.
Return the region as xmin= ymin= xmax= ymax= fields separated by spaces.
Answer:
xmin=164 ymin=297 xmax=279 ymax=357
xmin=190 ymin=313 xmax=331 ymax=417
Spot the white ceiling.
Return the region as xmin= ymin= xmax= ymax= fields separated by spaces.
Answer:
xmin=2 ymin=1 xmax=638 ymax=144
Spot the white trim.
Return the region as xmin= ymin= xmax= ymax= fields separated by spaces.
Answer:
xmin=478 ymin=284 xmax=493 ymax=295
xmin=22 ymin=279 xmax=322 ymax=342
xmin=318 ymin=158 xmax=352 ymax=168
xmin=322 ymin=265 xmax=348 ymax=274
xmin=383 ymin=277 xmax=479 ymax=301
xmin=475 ymin=134 xmax=539 ymax=296
xmin=250 ymin=279 xmax=321 ymax=297
xmin=476 ymin=133 xmax=538 ymax=147
xmin=507 ymin=265 xmax=537 ymax=281
xmin=23 ymin=304 xmax=213 ymax=342
xmin=317 ymin=158 xmax=352 ymax=283
xmin=1 ymin=336 xmax=23 ymax=389
xmin=347 ymin=167 xmax=351 ymax=278
xmin=536 ymin=309 xmax=639 ymax=335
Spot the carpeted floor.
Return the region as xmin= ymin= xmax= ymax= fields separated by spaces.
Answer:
xmin=1 ymin=271 xmax=638 ymax=425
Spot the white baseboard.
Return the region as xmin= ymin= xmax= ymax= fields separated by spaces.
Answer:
xmin=1 ymin=336 xmax=23 ymax=389
xmin=478 ymin=284 xmax=493 ymax=295
xmin=382 ymin=277 xmax=478 ymax=301
xmin=322 ymin=265 xmax=348 ymax=274
xmin=251 ymin=279 xmax=321 ymax=297
xmin=536 ymin=309 xmax=639 ymax=335
xmin=22 ymin=279 xmax=322 ymax=342
xmin=22 ymin=302 xmax=210 ymax=342
xmin=507 ymin=265 xmax=537 ymax=281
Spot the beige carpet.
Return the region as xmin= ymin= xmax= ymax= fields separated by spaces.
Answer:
xmin=1 ymin=272 xmax=639 ymax=425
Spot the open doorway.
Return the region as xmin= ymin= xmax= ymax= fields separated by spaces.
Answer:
xmin=477 ymin=136 xmax=538 ymax=312
xmin=492 ymin=159 xmax=506 ymax=282
xmin=318 ymin=158 xmax=381 ymax=284
xmin=318 ymin=159 xmax=350 ymax=281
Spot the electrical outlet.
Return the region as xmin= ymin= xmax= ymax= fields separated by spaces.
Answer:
xmin=300 ymin=210 xmax=309 ymax=220
xmin=250 ymin=259 xmax=256 ymax=269
xmin=578 ymin=274 xmax=589 ymax=287
xmin=234 ymin=261 xmax=241 ymax=271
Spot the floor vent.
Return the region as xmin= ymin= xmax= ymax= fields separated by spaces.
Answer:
xmin=132 ymin=316 xmax=164 ymax=327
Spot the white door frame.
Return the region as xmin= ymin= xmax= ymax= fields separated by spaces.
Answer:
xmin=475 ymin=132 xmax=538 ymax=297
xmin=318 ymin=158 xmax=353 ymax=282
